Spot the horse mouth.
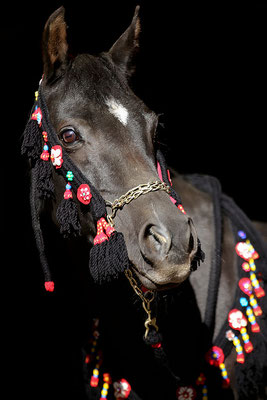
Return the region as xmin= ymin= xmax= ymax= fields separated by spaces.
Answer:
xmin=130 ymin=263 xmax=190 ymax=291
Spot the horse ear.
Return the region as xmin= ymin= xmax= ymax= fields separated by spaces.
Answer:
xmin=108 ymin=5 xmax=141 ymax=77
xmin=42 ymin=6 xmax=69 ymax=82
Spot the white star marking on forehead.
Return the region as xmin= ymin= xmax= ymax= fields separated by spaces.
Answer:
xmin=105 ymin=98 xmax=128 ymax=126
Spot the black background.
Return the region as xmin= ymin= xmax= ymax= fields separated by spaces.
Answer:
xmin=2 ymin=1 xmax=267 ymax=397
xmin=3 ymin=1 xmax=267 ymax=222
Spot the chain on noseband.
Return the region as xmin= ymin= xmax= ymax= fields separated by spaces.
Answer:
xmin=105 ymin=180 xmax=170 ymax=227
xmin=104 ymin=180 xmax=170 ymax=338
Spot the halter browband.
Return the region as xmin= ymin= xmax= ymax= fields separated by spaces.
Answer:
xmin=106 ymin=180 xmax=170 ymax=226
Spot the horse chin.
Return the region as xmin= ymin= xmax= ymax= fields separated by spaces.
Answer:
xmin=131 ymin=263 xmax=191 ymax=291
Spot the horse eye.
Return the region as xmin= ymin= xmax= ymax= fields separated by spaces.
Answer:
xmin=61 ymin=129 xmax=77 ymax=144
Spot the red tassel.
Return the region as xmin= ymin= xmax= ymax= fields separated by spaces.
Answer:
xmin=94 ymin=219 xmax=108 ymax=245
xmin=44 ymin=281 xmax=54 ymax=292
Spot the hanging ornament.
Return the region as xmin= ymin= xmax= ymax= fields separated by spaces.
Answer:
xmin=31 ymin=106 xmax=42 ymax=126
xmin=205 ymin=346 xmax=230 ymax=387
xmin=51 ymin=145 xmax=63 ymax=169
xmin=228 ymin=309 xmax=253 ymax=353
xmin=100 ymin=373 xmax=112 ymax=400
xmin=176 ymin=386 xmax=196 ymax=400
xmin=239 ymin=298 xmax=260 ymax=333
xmin=249 ymin=272 xmax=265 ymax=298
xmin=113 ymin=379 xmax=132 ymax=399
xmin=235 ymin=240 xmax=259 ymax=261
xmin=225 ymin=329 xmax=245 ymax=363
xmin=77 ymin=184 xmax=92 ymax=205
xmin=239 ymin=278 xmax=262 ymax=315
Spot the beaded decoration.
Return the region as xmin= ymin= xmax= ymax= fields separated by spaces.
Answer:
xmin=225 ymin=330 xmax=245 ymax=363
xmin=205 ymin=346 xmax=230 ymax=388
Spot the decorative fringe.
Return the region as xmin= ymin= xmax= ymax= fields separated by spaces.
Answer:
xmin=35 ymin=158 xmax=54 ymax=199
xmin=89 ymin=219 xmax=129 ymax=284
xmin=56 ymin=197 xmax=81 ymax=237
xmin=21 ymin=119 xmax=42 ymax=160
xmin=191 ymin=238 xmax=205 ymax=271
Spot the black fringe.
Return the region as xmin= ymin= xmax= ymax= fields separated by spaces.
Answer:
xmin=21 ymin=119 xmax=42 ymax=160
xmin=35 ymin=158 xmax=54 ymax=199
xmin=89 ymin=231 xmax=129 ymax=284
xmin=56 ymin=198 xmax=81 ymax=238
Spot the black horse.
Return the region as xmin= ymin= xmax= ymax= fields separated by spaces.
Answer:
xmin=22 ymin=6 xmax=267 ymax=400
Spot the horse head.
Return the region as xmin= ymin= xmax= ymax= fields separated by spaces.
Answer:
xmin=39 ymin=6 xmax=201 ymax=291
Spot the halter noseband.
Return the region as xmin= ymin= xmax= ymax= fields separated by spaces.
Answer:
xmin=105 ymin=180 xmax=171 ymax=226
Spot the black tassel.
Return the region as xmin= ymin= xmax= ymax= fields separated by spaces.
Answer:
xmin=89 ymin=219 xmax=129 ymax=284
xmin=56 ymin=198 xmax=81 ymax=238
xmin=89 ymin=240 xmax=109 ymax=284
xmin=21 ymin=119 xmax=42 ymax=160
xmin=190 ymin=238 xmax=205 ymax=271
xmin=34 ymin=158 xmax=54 ymax=199
xmin=104 ymin=231 xmax=129 ymax=280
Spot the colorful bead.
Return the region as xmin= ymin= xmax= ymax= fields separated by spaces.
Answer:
xmin=250 ymin=272 xmax=265 ymax=298
xmin=228 ymin=309 xmax=247 ymax=330
xmin=240 ymin=327 xmax=253 ymax=353
xmin=51 ymin=145 xmax=63 ymax=169
xmin=31 ymin=106 xmax=42 ymax=126
xmin=226 ymin=329 xmax=244 ymax=363
xmin=239 ymin=297 xmax=248 ymax=307
xmin=219 ymin=363 xmax=230 ymax=388
xmin=66 ymin=170 xmax=74 ymax=181
xmin=206 ymin=346 xmax=224 ymax=367
xmin=238 ymin=230 xmax=246 ymax=239
xmin=40 ymin=144 xmax=50 ymax=161
xmin=202 ymin=385 xmax=208 ymax=400
xmin=242 ymin=262 xmax=250 ymax=272
xmin=177 ymin=204 xmax=186 ymax=214
xmin=249 ymin=294 xmax=262 ymax=316
xmin=90 ymin=368 xmax=99 ymax=387
xmin=236 ymin=241 xmax=257 ymax=260
xmin=77 ymin=184 xmax=92 ymax=205
xmin=176 ymin=386 xmax=196 ymax=400
xmin=239 ymin=278 xmax=253 ymax=296
xmin=245 ymin=306 xmax=260 ymax=333
xmin=113 ymin=379 xmax=132 ymax=399
xmin=100 ymin=378 xmax=111 ymax=399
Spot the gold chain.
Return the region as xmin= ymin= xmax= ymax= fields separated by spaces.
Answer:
xmin=106 ymin=180 xmax=170 ymax=226
xmin=125 ymin=269 xmax=159 ymax=338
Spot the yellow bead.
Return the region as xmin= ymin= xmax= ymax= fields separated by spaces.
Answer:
xmin=93 ymin=369 xmax=99 ymax=376
xmin=219 ymin=363 xmax=225 ymax=369
xmin=103 ymin=383 xmax=109 ymax=389
xmin=236 ymin=346 xmax=243 ymax=352
xmin=222 ymin=371 xmax=227 ymax=377
xmin=240 ymin=328 xmax=246 ymax=334
xmin=203 ymin=388 xmax=208 ymax=394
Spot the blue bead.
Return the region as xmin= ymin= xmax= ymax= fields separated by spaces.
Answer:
xmin=66 ymin=183 xmax=71 ymax=190
xmin=44 ymin=145 xmax=49 ymax=151
xmin=238 ymin=230 xmax=246 ymax=239
xmin=240 ymin=297 xmax=248 ymax=307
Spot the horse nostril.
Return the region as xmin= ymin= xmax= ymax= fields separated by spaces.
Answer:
xmin=142 ymin=224 xmax=172 ymax=258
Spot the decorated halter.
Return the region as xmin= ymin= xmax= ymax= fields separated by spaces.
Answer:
xmin=21 ymin=80 xmax=203 ymax=294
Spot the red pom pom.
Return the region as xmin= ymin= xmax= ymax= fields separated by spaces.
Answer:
xmin=151 ymin=342 xmax=162 ymax=349
xmin=222 ymin=378 xmax=230 ymax=388
xmin=244 ymin=341 xmax=253 ymax=353
xmin=254 ymin=286 xmax=265 ymax=298
xmin=236 ymin=353 xmax=245 ymax=364
xmin=44 ymin=281 xmax=54 ymax=292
